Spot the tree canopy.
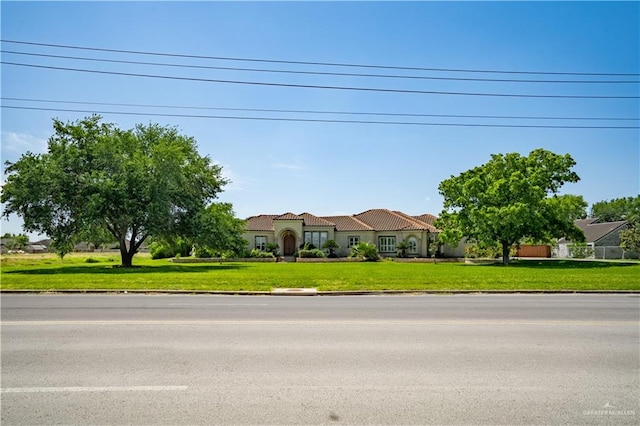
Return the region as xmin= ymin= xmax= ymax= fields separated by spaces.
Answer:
xmin=619 ymin=220 xmax=640 ymax=254
xmin=436 ymin=149 xmax=586 ymax=264
xmin=1 ymin=115 xmax=240 ymax=266
xmin=590 ymin=196 xmax=640 ymax=222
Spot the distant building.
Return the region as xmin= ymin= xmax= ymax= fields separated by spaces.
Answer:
xmin=556 ymin=218 xmax=633 ymax=259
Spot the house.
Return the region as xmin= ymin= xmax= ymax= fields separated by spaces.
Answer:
xmin=243 ymin=209 xmax=464 ymax=258
xmin=556 ymin=218 xmax=632 ymax=259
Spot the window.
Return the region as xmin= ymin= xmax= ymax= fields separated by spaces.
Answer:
xmin=407 ymin=237 xmax=418 ymax=254
xmin=255 ymin=236 xmax=267 ymax=251
xmin=304 ymin=231 xmax=328 ymax=248
xmin=348 ymin=236 xmax=360 ymax=248
xmin=379 ymin=236 xmax=396 ymax=253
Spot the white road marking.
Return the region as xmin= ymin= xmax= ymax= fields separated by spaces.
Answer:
xmin=1 ymin=386 xmax=188 ymax=393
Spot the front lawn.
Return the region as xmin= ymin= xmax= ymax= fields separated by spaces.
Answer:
xmin=1 ymin=253 xmax=639 ymax=292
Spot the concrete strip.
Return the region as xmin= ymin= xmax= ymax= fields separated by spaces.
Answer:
xmin=271 ymin=288 xmax=318 ymax=296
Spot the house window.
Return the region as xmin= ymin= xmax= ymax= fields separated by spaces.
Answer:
xmin=255 ymin=236 xmax=267 ymax=251
xmin=379 ymin=236 xmax=396 ymax=253
xmin=348 ymin=236 xmax=360 ymax=248
xmin=407 ymin=237 xmax=418 ymax=254
xmin=304 ymin=231 xmax=327 ymax=248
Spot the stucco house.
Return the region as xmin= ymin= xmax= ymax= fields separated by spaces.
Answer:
xmin=556 ymin=218 xmax=631 ymax=259
xmin=244 ymin=209 xmax=464 ymax=258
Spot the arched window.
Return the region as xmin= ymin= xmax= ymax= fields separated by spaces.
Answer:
xmin=407 ymin=237 xmax=418 ymax=254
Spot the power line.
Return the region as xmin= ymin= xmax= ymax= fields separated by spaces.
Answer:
xmin=4 ymin=61 xmax=638 ymax=99
xmin=3 ymin=105 xmax=638 ymax=129
xmin=3 ymin=39 xmax=638 ymax=77
xmin=3 ymin=50 xmax=638 ymax=84
xmin=3 ymin=97 xmax=638 ymax=122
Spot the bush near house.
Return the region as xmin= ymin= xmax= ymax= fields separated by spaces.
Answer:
xmin=299 ymin=248 xmax=326 ymax=258
xmin=249 ymin=249 xmax=275 ymax=258
xmin=350 ymin=242 xmax=379 ymax=261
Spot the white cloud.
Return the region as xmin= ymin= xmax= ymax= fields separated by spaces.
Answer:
xmin=213 ymin=161 xmax=248 ymax=192
xmin=1 ymin=132 xmax=47 ymax=157
xmin=273 ymin=156 xmax=306 ymax=171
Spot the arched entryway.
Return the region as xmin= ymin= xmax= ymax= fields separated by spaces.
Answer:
xmin=283 ymin=234 xmax=296 ymax=256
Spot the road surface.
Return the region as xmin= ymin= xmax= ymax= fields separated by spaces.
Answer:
xmin=1 ymin=294 xmax=638 ymax=424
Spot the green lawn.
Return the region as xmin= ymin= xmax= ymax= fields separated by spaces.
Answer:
xmin=2 ymin=252 xmax=639 ymax=292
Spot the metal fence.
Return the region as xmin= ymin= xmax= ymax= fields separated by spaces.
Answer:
xmin=592 ymin=246 xmax=639 ymax=260
xmin=555 ymin=244 xmax=639 ymax=260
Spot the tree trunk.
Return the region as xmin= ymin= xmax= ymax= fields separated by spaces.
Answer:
xmin=501 ymin=241 xmax=510 ymax=265
xmin=119 ymin=238 xmax=136 ymax=267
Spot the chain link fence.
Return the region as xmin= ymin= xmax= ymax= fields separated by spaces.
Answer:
xmin=555 ymin=244 xmax=639 ymax=260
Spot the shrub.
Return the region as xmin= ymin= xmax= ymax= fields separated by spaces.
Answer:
xmin=350 ymin=242 xmax=379 ymax=261
xmin=193 ymin=246 xmax=214 ymax=258
xmin=299 ymin=248 xmax=326 ymax=258
xmin=148 ymin=237 xmax=192 ymax=260
xmin=148 ymin=242 xmax=177 ymax=260
xmin=266 ymin=242 xmax=280 ymax=257
xmin=465 ymin=243 xmax=517 ymax=259
xmin=84 ymin=257 xmax=100 ymax=264
xmin=249 ymin=249 xmax=275 ymax=258
xmin=568 ymin=242 xmax=594 ymax=259
xmin=322 ymin=240 xmax=340 ymax=258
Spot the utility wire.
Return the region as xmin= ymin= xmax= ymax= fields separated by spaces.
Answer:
xmin=3 ymin=105 xmax=638 ymax=129
xmin=3 ymin=39 xmax=639 ymax=77
xmin=3 ymin=50 xmax=638 ymax=84
xmin=4 ymin=97 xmax=638 ymax=122
xmin=4 ymin=61 xmax=638 ymax=99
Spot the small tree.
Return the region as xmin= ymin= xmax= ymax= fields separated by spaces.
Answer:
xmin=4 ymin=234 xmax=29 ymax=251
xmin=427 ymin=235 xmax=441 ymax=258
xmin=51 ymin=238 xmax=74 ymax=259
xmin=620 ymin=220 xmax=640 ymax=254
xmin=396 ymin=240 xmax=410 ymax=258
xmin=350 ymin=242 xmax=379 ymax=261
xmin=76 ymin=224 xmax=116 ymax=252
xmin=322 ymin=239 xmax=340 ymax=257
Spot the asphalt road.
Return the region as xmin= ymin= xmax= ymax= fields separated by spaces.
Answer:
xmin=1 ymin=294 xmax=638 ymax=425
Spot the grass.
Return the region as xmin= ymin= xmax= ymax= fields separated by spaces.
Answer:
xmin=1 ymin=252 xmax=639 ymax=292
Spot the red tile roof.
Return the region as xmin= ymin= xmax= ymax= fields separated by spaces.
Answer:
xmin=245 ymin=215 xmax=279 ymax=231
xmin=299 ymin=213 xmax=336 ymax=227
xmin=411 ymin=213 xmax=438 ymax=227
xmin=275 ymin=213 xmax=303 ymax=220
xmin=246 ymin=210 xmax=439 ymax=232
xmin=354 ymin=209 xmax=437 ymax=231
xmin=392 ymin=211 xmax=439 ymax=232
xmin=321 ymin=215 xmax=374 ymax=231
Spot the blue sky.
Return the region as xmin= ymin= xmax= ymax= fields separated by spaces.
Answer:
xmin=1 ymin=1 xmax=639 ymax=238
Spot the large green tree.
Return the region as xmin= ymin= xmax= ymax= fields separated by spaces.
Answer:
xmin=1 ymin=115 xmax=233 ymax=267
xmin=590 ymin=196 xmax=640 ymax=222
xmin=191 ymin=203 xmax=247 ymax=256
xmin=436 ymin=149 xmax=586 ymax=264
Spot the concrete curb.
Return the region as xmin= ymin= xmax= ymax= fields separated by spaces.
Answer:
xmin=271 ymin=288 xmax=318 ymax=296
xmin=1 ymin=289 xmax=638 ymax=295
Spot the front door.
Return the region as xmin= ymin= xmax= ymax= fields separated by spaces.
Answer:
xmin=283 ymin=234 xmax=296 ymax=256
